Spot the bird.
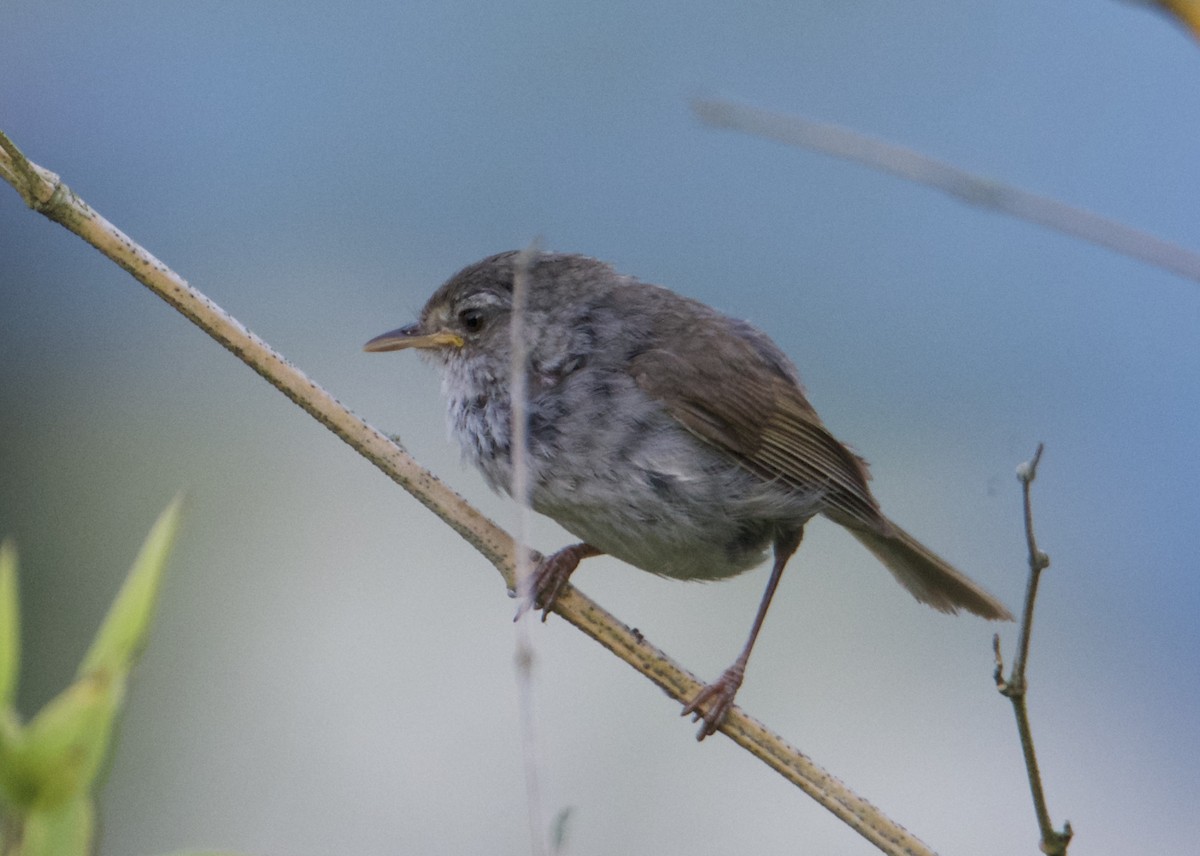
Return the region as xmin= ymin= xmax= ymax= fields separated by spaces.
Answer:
xmin=365 ymin=250 xmax=1012 ymax=739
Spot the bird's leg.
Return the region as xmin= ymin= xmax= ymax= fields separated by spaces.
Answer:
xmin=683 ymin=527 xmax=803 ymax=740
xmin=515 ymin=542 xmax=603 ymax=622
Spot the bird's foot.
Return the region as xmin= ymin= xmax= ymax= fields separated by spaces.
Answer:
xmin=514 ymin=543 xmax=600 ymax=622
xmin=681 ymin=663 xmax=746 ymax=741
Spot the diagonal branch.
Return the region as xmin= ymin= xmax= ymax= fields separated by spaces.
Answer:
xmin=1 ymin=130 xmax=941 ymax=856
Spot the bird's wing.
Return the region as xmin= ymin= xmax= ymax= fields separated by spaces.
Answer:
xmin=627 ymin=327 xmax=884 ymax=530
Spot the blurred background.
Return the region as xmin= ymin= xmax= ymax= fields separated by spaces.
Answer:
xmin=2 ymin=2 xmax=1198 ymax=854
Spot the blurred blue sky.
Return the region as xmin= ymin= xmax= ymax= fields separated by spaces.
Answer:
xmin=2 ymin=3 xmax=1198 ymax=854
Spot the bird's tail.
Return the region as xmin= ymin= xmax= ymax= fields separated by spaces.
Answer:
xmin=845 ymin=518 xmax=1013 ymax=620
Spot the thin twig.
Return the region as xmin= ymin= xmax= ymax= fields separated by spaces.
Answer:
xmin=691 ymin=98 xmax=1200 ymax=286
xmin=0 ymin=130 xmax=941 ymax=856
xmin=993 ymin=444 xmax=1072 ymax=855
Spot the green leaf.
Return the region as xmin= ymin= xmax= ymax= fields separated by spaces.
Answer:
xmin=0 ymin=669 xmax=124 ymax=810
xmin=0 ymin=538 xmax=18 ymax=708
xmin=0 ymin=705 xmax=23 ymax=788
xmin=78 ymin=496 xmax=182 ymax=679
xmin=18 ymin=795 xmax=94 ymax=856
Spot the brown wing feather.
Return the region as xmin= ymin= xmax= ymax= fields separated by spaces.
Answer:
xmin=627 ymin=326 xmax=884 ymax=530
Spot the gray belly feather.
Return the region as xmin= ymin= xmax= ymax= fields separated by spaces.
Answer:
xmin=445 ymin=359 xmax=822 ymax=581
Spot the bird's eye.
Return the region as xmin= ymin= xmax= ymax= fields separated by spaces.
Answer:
xmin=458 ymin=308 xmax=485 ymax=333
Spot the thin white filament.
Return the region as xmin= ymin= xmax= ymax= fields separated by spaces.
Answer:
xmin=510 ymin=241 xmax=548 ymax=856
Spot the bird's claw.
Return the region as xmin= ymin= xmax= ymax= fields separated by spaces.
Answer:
xmin=513 ymin=544 xmax=593 ymax=622
xmin=681 ymin=664 xmax=745 ymax=740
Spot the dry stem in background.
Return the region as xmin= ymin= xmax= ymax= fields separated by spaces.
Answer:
xmin=692 ymin=98 xmax=1200 ymax=287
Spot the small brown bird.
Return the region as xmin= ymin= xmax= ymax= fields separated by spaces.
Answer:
xmin=366 ymin=251 xmax=1012 ymax=739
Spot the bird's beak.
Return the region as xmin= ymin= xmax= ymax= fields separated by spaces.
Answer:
xmin=363 ymin=324 xmax=465 ymax=353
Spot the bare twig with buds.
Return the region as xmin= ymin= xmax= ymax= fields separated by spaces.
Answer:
xmin=993 ymin=443 xmax=1073 ymax=855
